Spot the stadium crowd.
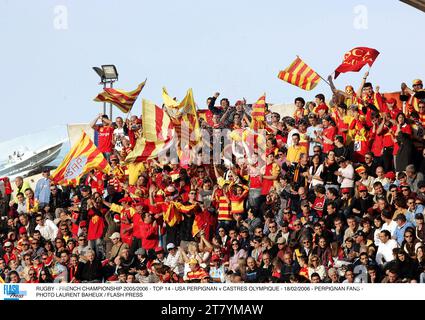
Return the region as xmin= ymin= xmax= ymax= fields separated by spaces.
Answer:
xmin=2 ymin=73 xmax=425 ymax=284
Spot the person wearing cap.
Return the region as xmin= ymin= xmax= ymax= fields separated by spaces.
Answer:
xmin=163 ymin=243 xmax=183 ymax=276
xmin=355 ymin=166 xmax=373 ymax=193
xmin=336 ymin=156 xmax=354 ymax=191
xmin=394 ymin=214 xmax=414 ymax=246
xmin=403 ymin=79 xmax=424 ymax=113
xmin=90 ymin=113 xmax=114 ymax=161
xmin=185 ymin=258 xmax=208 ymax=283
xmin=405 ymin=197 xmax=424 ymax=227
xmin=34 ymin=168 xmax=51 ymax=209
xmin=106 ymin=232 xmax=129 ymax=261
xmin=415 ymin=213 xmax=425 ymax=243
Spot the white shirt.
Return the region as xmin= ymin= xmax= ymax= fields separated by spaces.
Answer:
xmin=381 ymin=220 xmax=397 ymax=238
xmin=286 ymin=128 xmax=300 ymax=148
xmin=113 ymin=127 xmax=126 ymax=152
xmin=35 ymin=219 xmax=59 ymax=241
xmin=164 ymin=252 xmax=184 ymax=276
xmin=338 ymin=164 xmax=355 ymax=188
xmin=376 ymin=239 xmax=398 ymax=266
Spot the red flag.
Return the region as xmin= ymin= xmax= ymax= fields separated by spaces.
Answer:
xmin=334 ymin=47 xmax=379 ymax=79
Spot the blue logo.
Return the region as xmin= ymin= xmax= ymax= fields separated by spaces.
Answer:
xmin=4 ymin=285 xmax=27 ymax=300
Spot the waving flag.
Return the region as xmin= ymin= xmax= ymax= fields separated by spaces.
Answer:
xmin=94 ymin=80 xmax=146 ymax=113
xmin=192 ymin=211 xmax=209 ymax=237
xmin=334 ymin=47 xmax=379 ymax=79
xmin=125 ymin=99 xmax=175 ymax=163
xmin=278 ymin=57 xmax=321 ymax=91
xmin=162 ymin=87 xmax=201 ymax=147
xmin=250 ymin=94 xmax=266 ymax=131
xmin=163 ymin=202 xmax=197 ymax=227
xmin=51 ymin=131 xmax=111 ymax=185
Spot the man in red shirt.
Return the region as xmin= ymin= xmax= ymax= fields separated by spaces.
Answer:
xmin=91 ymin=113 xmax=115 ymax=161
xmin=319 ymin=115 xmax=337 ymax=153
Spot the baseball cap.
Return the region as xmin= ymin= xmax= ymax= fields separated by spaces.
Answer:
xmin=4 ymin=241 xmax=12 ymax=247
xmin=19 ymin=226 xmax=27 ymax=234
xmin=276 ymin=237 xmax=286 ymax=244
xmin=166 ymin=243 xmax=176 ymax=250
xmin=113 ymin=214 xmax=121 ymax=223
xmin=154 ymin=247 xmax=164 ymax=253
xmin=385 ymin=171 xmax=396 ymax=180
xmin=341 ymin=188 xmax=351 ymax=194
xmin=79 ymin=221 xmax=87 ymax=227
xmin=109 ymin=232 xmax=121 ymax=240
xmin=134 ymin=248 xmax=147 ymax=256
xmin=415 ymin=213 xmax=424 ymax=220
xmin=354 ymin=230 xmax=365 ymax=238
xmin=413 ymin=79 xmax=423 ymax=86
xmin=42 ymin=167 xmax=50 ymax=173
xmin=358 ymin=185 xmax=368 ymax=192
xmin=188 ymin=258 xmax=199 ymax=265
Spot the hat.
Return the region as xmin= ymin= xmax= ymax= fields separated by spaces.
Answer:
xmin=235 ymin=100 xmax=243 ymax=106
xmin=358 ymin=185 xmax=368 ymax=192
xmin=355 ymin=166 xmax=366 ymax=174
xmin=276 ymin=237 xmax=286 ymax=244
xmin=110 ymin=154 xmax=119 ymax=161
xmin=119 ymin=197 xmax=134 ymax=204
xmin=113 ymin=214 xmax=121 ymax=223
xmin=4 ymin=241 xmax=12 ymax=247
xmin=385 ymin=171 xmax=396 ymax=180
xmin=19 ymin=227 xmax=27 ymax=235
xmin=210 ymin=255 xmax=220 ymax=263
xmin=188 ymin=258 xmax=199 ymax=265
xmin=354 ymin=230 xmax=365 ymax=238
xmin=79 ymin=221 xmax=87 ymax=227
xmin=154 ymin=247 xmax=164 ymax=253
xmin=341 ymin=188 xmax=351 ymax=194
xmin=386 ymin=98 xmax=396 ymax=105
xmin=413 ymin=79 xmax=423 ymax=86
xmin=415 ymin=213 xmax=424 ymax=220
xmin=134 ymin=248 xmax=147 ymax=256
xmin=80 ymin=185 xmax=90 ymax=192
xmin=42 ymin=167 xmax=50 ymax=173
xmin=166 ymin=243 xmax=176 ymax=250
xmin=109 ymin=232 xmax=121 ymax=240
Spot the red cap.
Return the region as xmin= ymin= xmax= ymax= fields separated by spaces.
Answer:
xmin=19 ymin=227 xmax=27 ymax=235
xmin=385 ymin=171 xmax=396 ymax=179
xmin=155 ymin=247 xmax=164 ymax=253
xmin=358 ymin=185 xmax=368 ymax=192
xmin=79 ymin=221 xmax=87 ymax=227
xmin=341 ymin=188 xmax=351 ymax=194
xmin=119 ymin=197 xmax=133 ymax=204
xmin=386 ymin=98 xmax=396 ymax=105
xmin=113 ymin=214 xmax=120 ymax=222
xmin=235 ymin=100 xmax=243 ymax=106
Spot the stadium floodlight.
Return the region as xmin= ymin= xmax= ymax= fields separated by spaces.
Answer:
xmin=101 ymin=65 xmax=119 ymax=81
xmin=400 ymin=0 xmax=425 ymax=13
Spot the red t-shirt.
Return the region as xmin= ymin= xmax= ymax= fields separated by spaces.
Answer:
xmin=322 ymin=126 xmax=337 ymax=153
xmin=95 ymin=126 xmax=114 ymax=153
xmin=87 ymin=208 xmax=106 ymax=240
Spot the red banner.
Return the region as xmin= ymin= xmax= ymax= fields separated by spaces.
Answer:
xmin=334 ymin=47 xmax=380 ymax=79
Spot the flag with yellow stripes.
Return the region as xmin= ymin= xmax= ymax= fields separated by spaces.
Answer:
xmin=94 ymin=80 xmax=146 ymax=113
xmin=125 ymin=99 xmax=175 ymax=163
xmin=51 ymin=131 xmax=111 ymax=186
xmin=250 ymin=94 xmax=266 ymax=131
xmin=162 ymin=87 xmax=201 ymax=148
xmin=277 ymin=57 xmax=321 ymax=91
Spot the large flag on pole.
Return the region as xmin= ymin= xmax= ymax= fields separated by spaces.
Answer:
xmin=94 ymin=79 xmax=146 ymax=113
xmin=278 ymin=57 xmax=321 ymax=91
xmin=125 ymin=99 xmax=175 ymax=163
xmin=51 ymin=131 xmax=111 ymax=185
xmin=334 ymin=47 xmax=379 ymax=79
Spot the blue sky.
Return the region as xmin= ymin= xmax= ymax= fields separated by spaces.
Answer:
xmin=0 ymin=0 xmax=424 ymax=141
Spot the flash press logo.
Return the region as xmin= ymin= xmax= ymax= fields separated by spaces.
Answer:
xmin=4 ymin=285 xmax=27 ymax=300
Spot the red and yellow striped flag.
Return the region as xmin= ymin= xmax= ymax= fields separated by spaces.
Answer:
xmin=250 ymin=94 xmax=266 ymax=131
xmin=94 ymin=80 xmax=146 ymax=113
xmin=51 ymin=131 xmax=111 ymax=186
xmin=278 ymin=57 xmax=321 ymax=91
xmin=192 ymin=211 xmax=209 ymax=237
xmin=162 ymin=88 xmax=201 ymax=147
xmin=125 ymin=99 xmax=175 ymax=163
